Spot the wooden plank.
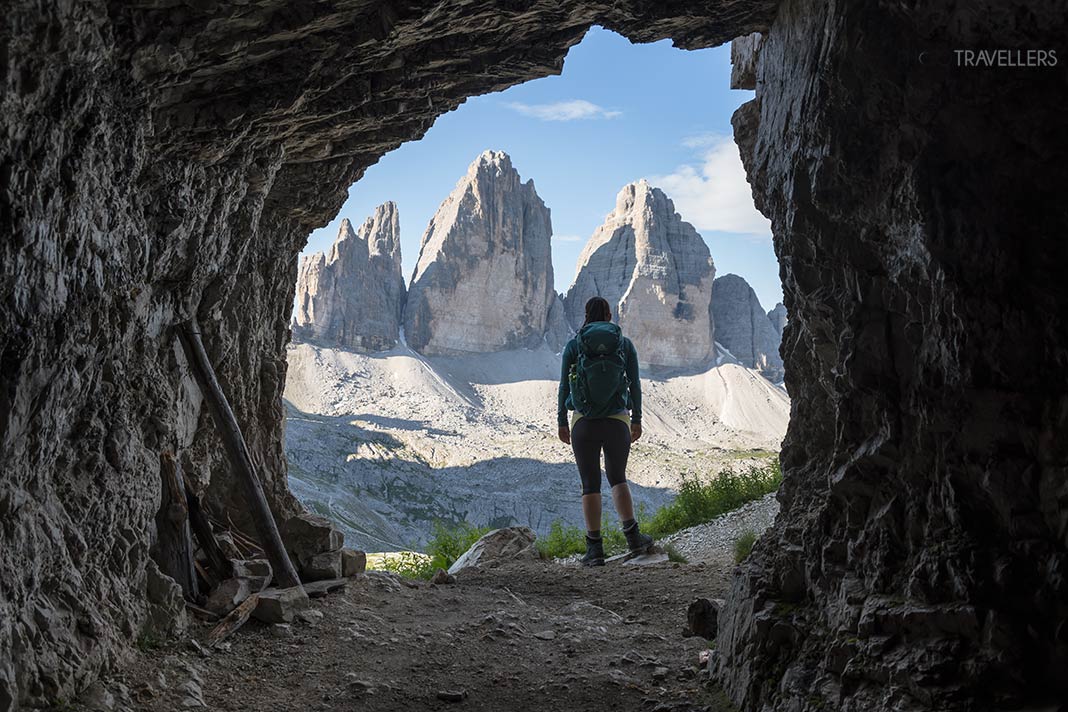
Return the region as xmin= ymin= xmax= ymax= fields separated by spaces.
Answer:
xmin=177 ymin=321 xmax=302 ymax=590
xmin=183 ymin=470 xmax=234 ymax=583
xmin=154 ymin=451 xmax=199 ymax=600
xmin=204 ymin=593 xmax=259 ymax=647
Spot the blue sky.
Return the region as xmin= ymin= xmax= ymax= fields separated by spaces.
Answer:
xmin=300 ymin=27 xmax=783 ymax=311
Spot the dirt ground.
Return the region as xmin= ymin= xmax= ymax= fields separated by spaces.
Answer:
xmin=113 ymin=559 xmax=737 ymax=712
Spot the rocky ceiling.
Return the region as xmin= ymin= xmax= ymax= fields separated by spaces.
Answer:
xmin=1 ymin=0 xmax=1065 ymax=710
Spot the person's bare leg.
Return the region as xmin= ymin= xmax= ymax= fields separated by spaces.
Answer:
xmin=582 ymin=493 xmax=602 ymax=533
xmin=611 ymin=482 xmax=634 ymax=522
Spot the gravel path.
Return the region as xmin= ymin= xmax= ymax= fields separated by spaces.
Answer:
xmin=663 ymin=493 xmax=780 ymax=567
xmin=109 ymin=561 xmax=736 ymax=712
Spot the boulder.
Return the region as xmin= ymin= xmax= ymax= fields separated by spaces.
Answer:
xmin=294 ymin=202 xmax=406 ymax=351
xmin=232 ymin=559 xmax=272 ymax=590
xmin=340 ymin=548 xmax=366 ymax=577
xmin=282 ymin=513 xmax=344 ymax=569
xmin=563 ymin=180 xmax=716 ymax=369
xmin=302 ymin=549 xmax=343 ymax=582
xmin=303 ymin=578 xmax=349 ymax=598
xmin=252 ymin=587 xmax=310 ymax=624
xmin=711 ymin=274 xmax=784 ymax=382
xmin=144 ymin=560 xmax=188 ymax=637
xmin=403 ymin=151 xmax=557 ymax=355
xmin=204 ymin=578 xmax=253 ymax=616
xmin=448 ymin=526 xmax=539 ymax=575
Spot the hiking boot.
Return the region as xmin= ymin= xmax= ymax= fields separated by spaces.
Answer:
xmin=580 ymin=535 xmax=605 ymax=567
xmin=623 ymin=522 xmax=653 ymax=554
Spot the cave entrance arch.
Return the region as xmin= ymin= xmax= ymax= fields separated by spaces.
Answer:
xmin=283 ymin=25 xmax=788 ymax=558
xmin=3 ymin=1 xmax=1065 ymax=710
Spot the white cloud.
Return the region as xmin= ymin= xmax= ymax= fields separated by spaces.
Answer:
xmin=648 ymin=135 xmax=771 ymax=238
xmin=554 ymin=234 xmax=585 ymax=243
xmin=506 ymin=99 xmax=622 ymax=122
xmin=680 ymin=132 xmax=723 ymax=149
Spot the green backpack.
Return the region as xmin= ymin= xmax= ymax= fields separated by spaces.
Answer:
xmin=569 ymin=322 xmax=630 ymax=418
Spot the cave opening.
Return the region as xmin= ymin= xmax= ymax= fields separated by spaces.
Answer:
xmin=2 ymin=1 xmax=1066 ymax=710
xmin=283 ymin=25 xmax=791 ymax=568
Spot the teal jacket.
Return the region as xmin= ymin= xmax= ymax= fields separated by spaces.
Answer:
xmin=557 ymin=328 xmax=642 ymax=428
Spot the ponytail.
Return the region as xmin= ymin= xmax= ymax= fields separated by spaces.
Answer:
xmin=583 ymin=296 xmax=612 ymax=327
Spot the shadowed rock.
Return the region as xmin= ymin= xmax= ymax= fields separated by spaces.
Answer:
xmin=403 ymin=151 xmax=557 ymax=355
xmin=564 ymin=180 xmax=716 ymax=369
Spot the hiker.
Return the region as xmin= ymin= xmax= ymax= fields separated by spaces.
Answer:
xmin=558 ymin=296 xmax=654 ymax=566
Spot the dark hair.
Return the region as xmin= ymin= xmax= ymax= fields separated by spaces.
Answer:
xmin=583 ymin=296 xmax=612 ymax=327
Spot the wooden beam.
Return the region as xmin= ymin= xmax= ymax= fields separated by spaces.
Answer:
xmin=177 ymin=321 xmax=303 ymax=590
xmin=205 ymin=593 xmax=260 ymax=647
xmin=154 ymin=451 xmax=199 ymax=600
xmin=183 ymin=469 xmax=234 ymax=583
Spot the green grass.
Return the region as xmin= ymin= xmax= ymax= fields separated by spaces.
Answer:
xmin=643 ymin=460 xmax=782 ymax=537
xmin=537 ymin=459 xmax=782 ymax=560
xmin=664 ymin=542 xmax=688 ymax=564
xmin=373 ymin=458 xmax=781 ymax=573
xmin=368 ymin=520 xmax=490 ymax=580
xmin=733 ymin=530 xmax=757 ymax=563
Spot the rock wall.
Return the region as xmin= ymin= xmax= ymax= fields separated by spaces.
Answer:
xmin=717 ymin=1 xmax=1068 ymax=710
xmin=404 ymin=151 xmax=555 ymax=355
xmin=293 ymin=203 xmax=405 ymax=351
xmin=711 ymin=274 xmax=784 ymax=381
xmin=0 ymin=3 xmax=778 ymax=706
xmin=564 ymin=180 xmax=716 ymax=369
xmin=1 ymin=4 xmax=779 ymax=702
xmin=5 ymin=0 xmax=1063 ymax=709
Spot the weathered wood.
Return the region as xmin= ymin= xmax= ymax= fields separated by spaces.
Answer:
xmin=183 ymin=470 xmax=234 ymax=583
xmin=194 ymin=560 xmax=217 ymax=592
xmin=204 ymin=593 xmax=260 ymax=647
xmin=177 ymin=321 xmax=303 ymax=590
xmin=185 ymin=601 xmax=221 ymax=622
xmin=154 ymin=451 xmax=199 ymax=600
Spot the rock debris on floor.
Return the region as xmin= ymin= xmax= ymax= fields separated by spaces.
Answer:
xmin=98 ymin=560 xmax=737 ymax=712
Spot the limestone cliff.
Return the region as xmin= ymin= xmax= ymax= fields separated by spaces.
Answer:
xmin=563 ymin=180 xmax=716 ymax=369
xmin=403 ymin=151 xmax=556 ymax=355
xmin=711 ymin=274 xmax=784 ymax=382
xmin=293 ymin=203 xmax=405 ymax=351
xmin=767 ymin=302 xmax=787 ymax=338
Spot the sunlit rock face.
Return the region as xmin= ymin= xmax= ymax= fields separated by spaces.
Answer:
xmin=717 ymin=1 xmax=1068 ymax=710
xmin=564 ymin=180 xmax=716 ymax=369
xmin=294 ymin=203 xmax=405 ymax=351
xmin=711 ymin=274 xmax=783 ymax=381
xmin=403 ymin=151 xmax=556 ymax=355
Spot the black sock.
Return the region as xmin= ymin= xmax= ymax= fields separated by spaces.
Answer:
xmin=621 ymin=519 xmax=636 ymax=532
xmin=587 ymin=530 xmax=601 ymax=540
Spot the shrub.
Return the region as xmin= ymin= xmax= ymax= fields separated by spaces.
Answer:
xmin=664 ymin=542 xmax=688 ymax=563
xmin=425 ymin=520 xmax=490 ymax=572
xmin=642 ymin=460 xmax=781 ymax=540
xmin=366 ymin=520 xmax=489 ymax=580
xmin=733 ymin=530 xmax=758 ymax=563
xmin=536 ymin=458 xmax=782 ymax=560
xmin=369 ymin=550 xmax=435 ymax=579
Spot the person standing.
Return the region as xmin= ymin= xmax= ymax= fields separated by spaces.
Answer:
xmin=558 ymin=296 xmax=654 ymax=566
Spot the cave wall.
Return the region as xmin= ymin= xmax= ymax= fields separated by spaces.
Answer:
xmin=0 ymin=1 xmax=777 ymax=708
xmin=718 ymin=0 xmax=1068 ymax=709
